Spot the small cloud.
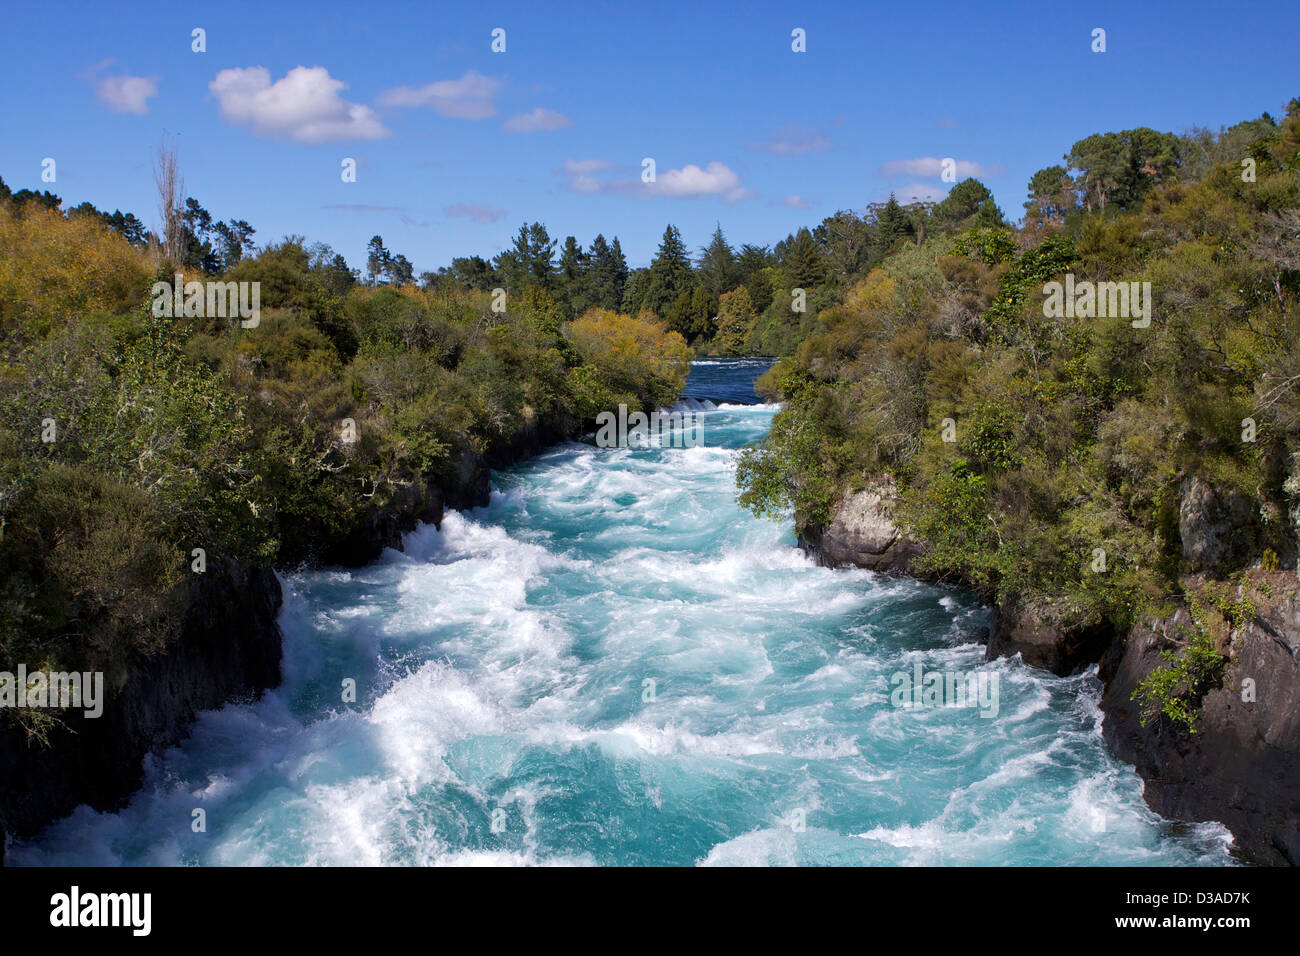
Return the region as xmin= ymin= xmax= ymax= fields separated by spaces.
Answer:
xmin=377 ymin=70 xmax=502 ymax=120
xmin=210 ymin=66 xmax=388 ymax=143
xmin=94 ymin=74 xmax=159 ymax=115
xmin=653 ymin=161 xmax=744 ymax=199
xmin=503 ymin=107 xmax=574 ymax=133
xmin=877 ymin=156 xmax=1003 ymax=180
xmin=748 ymin=123 xmax=833 ymax=156
xmin=444 ymin=202 xmax=506 ymax=223
xmin=556 ymin=158 xmax=751 ymax=202
xmin=773 ymin=194 xmax=815 ymax=209
xmin=935 ymin=117 xmax=957 ymax=129
xmin=560 ymin=158 xmax=618 ymax=175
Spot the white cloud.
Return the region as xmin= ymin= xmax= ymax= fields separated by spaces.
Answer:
xmin=748 ymin=123 xmax=833 ymax=156
xmin=377 ymin=70 xmax=502 ymax=119
xmin=444 ymin=202 xmax=507 ymax=223
xmin=774 ymin=194 xmax=814 ymax=209
xmin=651 ymin=161 xmax=743 ymax=199
xmin=210 ymin=66 xmax=388 ymax=143
xmin=878 ymin=156 xmax=1004 ymax=180
xmin=503 ymin=107 xmax=574 ymax=133
xmin=556 ymin=159 xmax=753 ymax=201
xmin=95 ymin=74 xmax=158 ymax=114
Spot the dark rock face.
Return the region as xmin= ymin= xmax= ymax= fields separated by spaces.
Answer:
xmin=986 ymin=596 xmax=1113 ymax=676
xmin=1100 ymin=590 xmax=1300 ymax=866
xmin=1179 ymin=476 xmax=1257 ymax=574
xmin=0 ymin=558 xmax=283 ymax=856
xmin=0 ymin=413 xmax=578 ymax=864
xmin=798 ymin=477 xmax=920 ymax=573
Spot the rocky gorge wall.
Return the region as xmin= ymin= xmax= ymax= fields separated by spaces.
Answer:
xmin=799 ymin=476 xmax=1300 ymax=866
xmin=0 ymin=440 xmax=506 ymax=865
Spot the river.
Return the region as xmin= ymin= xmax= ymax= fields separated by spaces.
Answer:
xmin=10 ymin=358 xmax=1236 ymax=866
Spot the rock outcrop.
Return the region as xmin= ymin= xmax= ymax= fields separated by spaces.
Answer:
xmin=986 ymin=595 xmax=1113 ymax=676
xmin=0 ymin=558 xmax=283 ymax=860
xmin=1179 ymin=476 xmax=1257 ymax=575
xmin=807 ymin=470 xmax=1300 ymax=865
xmin=1100 ymin=582 xmax=1300 ymax=866
xmin=798 ymin=476 xmax=920 ymax=573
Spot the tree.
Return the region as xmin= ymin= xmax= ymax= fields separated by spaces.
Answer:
xmin=153 ymin=136 xmax=184 ymax=264
xmin=713 ymin=286 xmax=758 ymax=356
xmin=213 ymin=219 xmax=256 ymax=269
xmin=317 ymin=252 xmax=357 ymax=295
xmin=1024 ymin=165 xmax=1076 ymax=225
xmin=784 ymin=227 xmax=826 ymax=288
xmin=736 ymin=243 xmax=774 ymax=284
xmin=698 ymin=224 xmax=737 ymax=299
xmin=1066 ymin=128 xmax=1183 ymax=212
xmin=931 ymin=178 xmax=1006 ymax=232
xmin=815 ymin=210 xmax=872 ymax=282
xmin=643 ymin=224 xmax=693 ymax=317
xmin=366 ymin=235 xmax=391 ymax=285
xmin=621 ymin=267 xmax=650 ymax=315
xmin=495 ymin=222 xmax=556 ymax=291
xmin=558 ymin=235 xmax=588 ymax=313
xmin=446 ymin=255 xmax=498 ymax=291
xmin=873 ymin=195 xmax=915 ymax=259
xmin=586 ymin=234 xmax=628 ymax=311
xmin=385 ymin=253 xmax=415 ymax=286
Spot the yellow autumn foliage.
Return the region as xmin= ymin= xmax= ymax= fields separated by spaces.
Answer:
xmin=0 ymin=204 xmax=152 ymax=334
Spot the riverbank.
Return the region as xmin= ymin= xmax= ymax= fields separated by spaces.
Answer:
xmin=796 ymin=479 xmax=1299 ymax=865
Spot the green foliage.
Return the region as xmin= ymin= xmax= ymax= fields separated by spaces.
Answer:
xmin=0 ymin=199 xmax=692 ymax=712
xmin=735 ymin=97 xmax=1300 ymax=652
xmin=1133 ymin=583 xmax=1244 ymax=733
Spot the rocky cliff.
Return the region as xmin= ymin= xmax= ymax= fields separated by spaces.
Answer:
xmin=1099 ymin=583 xmax=1300 ymax=866
xmin=797 ymin=476 xmax=921 ymax=573
xmin=0 ymin=558 xmax=283 ymax=865
xmin=799 ymin=472 xmax=1300 ymax=865
xmin=0 ymin=414 xmax=566 ymax=865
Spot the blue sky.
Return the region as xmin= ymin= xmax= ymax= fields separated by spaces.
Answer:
xmin=2 ymin=0 xmax=1297 ymax=270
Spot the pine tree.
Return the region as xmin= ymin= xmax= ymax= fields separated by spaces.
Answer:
xmin=874 ymin=194 xmax=915 ymax=259
xmin=558 ymin=236 xmax=589 ymax=314
xmin=698 ymin=223 xmax=737 ymax=299
xmin=644 ymin=224 xmax=694 ymax=317
xmin=367 ymin=235 xmax=390 ymax=285
xmin=587 ymin=234 xmax=628 ymax=311
xmin=784 ymin=227 xmax=825 ymax=289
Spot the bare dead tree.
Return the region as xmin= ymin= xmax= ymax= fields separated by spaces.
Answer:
xmin=152 ymin=135 xmax=184 ymax=266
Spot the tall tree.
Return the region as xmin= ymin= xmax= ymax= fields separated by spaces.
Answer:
xmin=644 ymin=224 xmax=693 ymax=317
xmin=586 ymin=234 xmax=627 ymax=311
xmin=698 ymin=224 xmax=737 ymax=299
xmin=1024 ymin=165 xmax=1076 ymax=225
xmin=558 ymin=236 xmax=588 ymax=314
xmin=495 ymin=222 xmax=557 ymax=291
xmin=873 ymin=195 xmax=915 ymax=259
xmin=784 ymin=227 xmax=826 ymax=288
xmin=930 ymin=178 xmax=1006 ymax=232
xmin=735 ymin=243 xmax=774 ymax=285
xmin=367 ymin=235 xmax=391 ymax=284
